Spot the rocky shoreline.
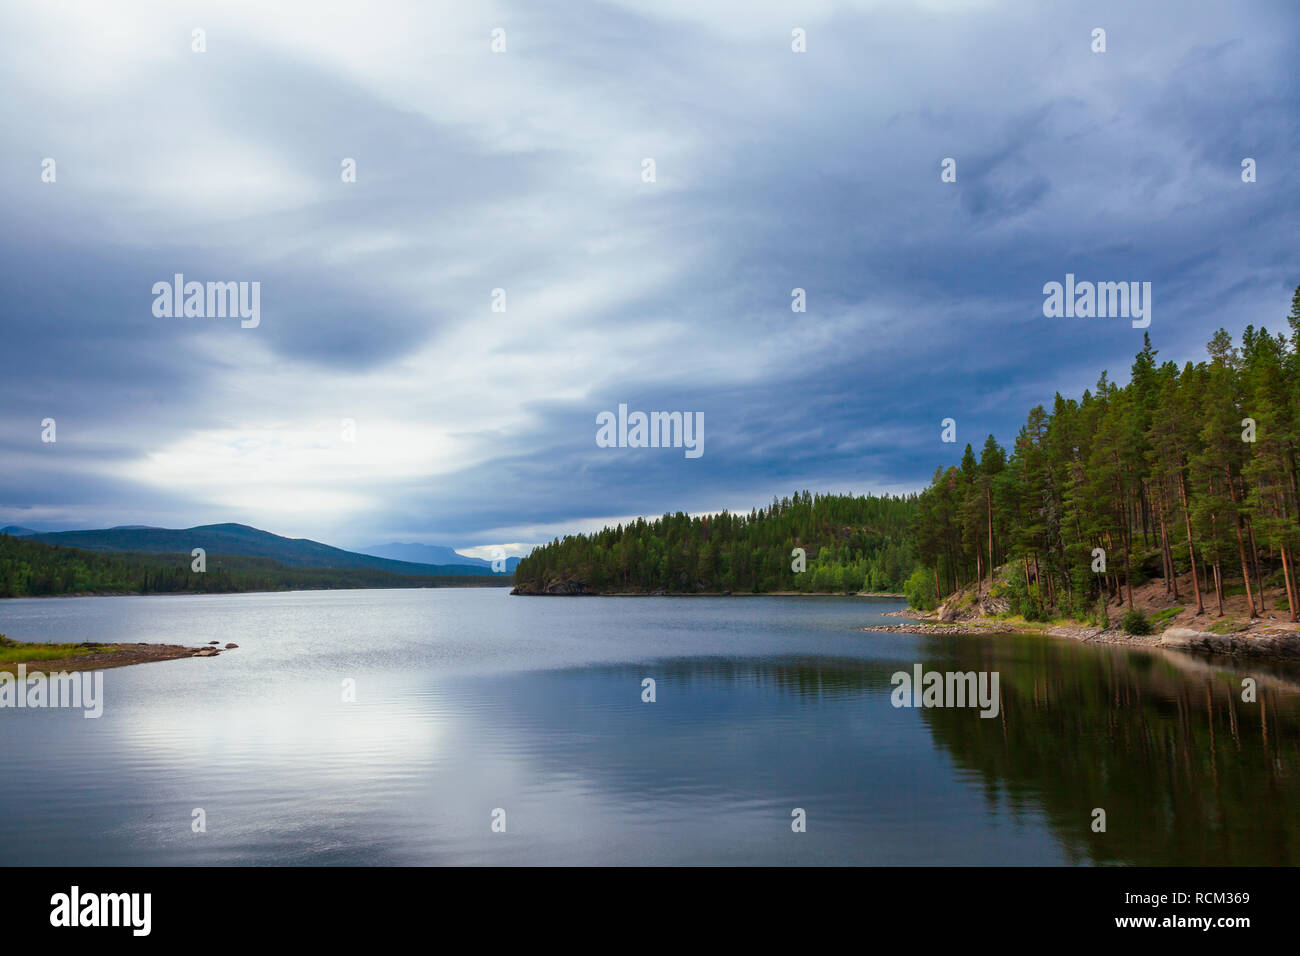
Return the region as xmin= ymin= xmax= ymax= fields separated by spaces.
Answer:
xmin=862 ymin=608 xmax=1300 ymax=661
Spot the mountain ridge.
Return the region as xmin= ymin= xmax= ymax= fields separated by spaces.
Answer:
xmin=6 ymin=523 xmax=511 ymax=578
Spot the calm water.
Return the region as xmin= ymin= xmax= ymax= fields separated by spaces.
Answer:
xmin=1 ymin=589 xmax=1297 ymax=866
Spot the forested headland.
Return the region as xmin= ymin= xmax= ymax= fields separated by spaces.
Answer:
xmin=0 ymin=534 xmax=508 ymax=598
xmin=516 ymin=287 xmax=1300 ymax=626
xmin=512 ymin=492 xmax=918 ymax=594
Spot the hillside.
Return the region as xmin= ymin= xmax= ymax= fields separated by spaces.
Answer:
xmin=877 ymin=559 xmax=1300 ymax=660
xmin=15 ymin=523 xmax=502 ymax=577
xmin=917 ymin=559 xmax=1295 ymax=629
xmin=0 ymin=533 xmax=509 ymax=598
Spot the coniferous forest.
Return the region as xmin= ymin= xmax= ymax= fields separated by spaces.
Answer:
xmin=512 ymin=492 xmax=919 ymax=594
xmin=516 ymin=287 xmax=1300 ymax=622
xmin=910 ymin=298 xmax=1300 ymax=623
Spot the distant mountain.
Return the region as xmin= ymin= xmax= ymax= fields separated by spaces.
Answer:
xmin=360 ymin=542 xmax=521 ymax=573
xmin=0 ymin=534 xmax=509 ymax=598
xmin=0 ymin=527 xmax=38 ymax=536
xmin=18 ymin=523 xmax=507 ymax=577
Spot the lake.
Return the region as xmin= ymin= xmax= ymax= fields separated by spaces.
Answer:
xmin=1 ymin=588 xmax=1296 ymax=865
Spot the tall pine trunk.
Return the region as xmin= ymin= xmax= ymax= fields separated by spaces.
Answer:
xmin=1280 ymin=547 xmax=1298 ymax=623
xmin=1177 ymin=471 xmax=1205 ymax=614
xmin=1160 ymin=480 xmax=1178 ymax=600
xmin=986 ymin=484 xmax=994 ymax=585
xmin=1225 ymin=466 xmax=1257 ymax=616
xmin=1212 ymin=560 xmax=1224 ymax=617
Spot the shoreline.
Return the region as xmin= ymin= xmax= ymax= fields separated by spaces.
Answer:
xmin=862 ymin=609 xmax=1300 ymax=662
xmin=510 ymin=588 xmax=905 ymax=598
xmin=0 ymin=582 xmax=514 ymax=601
xmin=0 ymin=640 xmax=228 ymax=673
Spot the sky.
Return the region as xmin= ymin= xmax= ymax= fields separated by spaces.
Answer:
xmin=1 ymin=0 xmax=1297 ymax=556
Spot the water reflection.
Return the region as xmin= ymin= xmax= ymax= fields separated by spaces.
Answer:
xmin=917 ymin=636 xmax=1300 ymax=865
xmin=0 ymin=591 xmax=1295 ymax=865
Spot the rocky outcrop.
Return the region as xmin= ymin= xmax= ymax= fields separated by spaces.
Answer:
xmin=935 ymin=592 xmax=1007 ymax=622
xmin=1160 ymin=627 xmax=1300 ymax=660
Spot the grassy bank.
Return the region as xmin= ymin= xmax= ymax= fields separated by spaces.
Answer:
xmin=0 ymin=635 xmax=104 ymax=665
xmin=0 ymin=633 xmax=215 ymax=672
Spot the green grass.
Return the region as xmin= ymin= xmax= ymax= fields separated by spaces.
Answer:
xmin=1148 ymin=606 xmax=1184 ymax=630
xmin=991 ymin=613 xmax=1055 ymax=632
xmin=0 ymin=634 xmax=101 ymax=665
xmin=1206 ymin=618 xmax=1250 ymax=635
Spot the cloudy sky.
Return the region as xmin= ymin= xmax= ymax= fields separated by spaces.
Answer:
xmin=1 ymin=0 xmax=1297 ymax=554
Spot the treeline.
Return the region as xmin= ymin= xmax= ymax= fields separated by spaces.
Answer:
xmin=910 ymin=286 xmax=1300 ymax=622
xmin=513 ymin=491 xmax=918 ymax=594
xmin=0 ymin=534 xmax=507 ymax=598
